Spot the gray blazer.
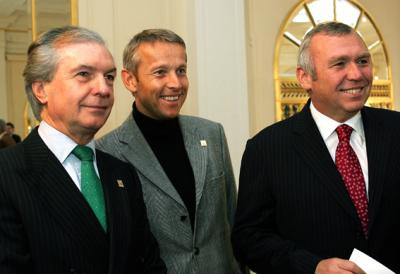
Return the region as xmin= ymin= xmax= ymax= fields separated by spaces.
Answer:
xmin=96 ymin=114 xmax=241 ymax=274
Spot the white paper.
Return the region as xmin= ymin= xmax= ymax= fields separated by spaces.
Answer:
xmin=349 ymin=248 xmax=395 ymax=274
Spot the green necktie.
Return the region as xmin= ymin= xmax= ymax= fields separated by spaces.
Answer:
xmin=72 ymin=145 xmax=107 ymax=232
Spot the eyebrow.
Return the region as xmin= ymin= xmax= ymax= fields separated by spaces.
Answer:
xmin=73 ymin=65 xmax=117 ymax=74
xmin=328 ymin=52 xmax=371 ymax=65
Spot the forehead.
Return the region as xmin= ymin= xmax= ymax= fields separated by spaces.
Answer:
xmin=55 ymin=42 xmax=114 ymax=68
xmin=137 ymin=41 xmax=187 ymax=60
xmin=310 ymin=32 xmax=369 ymax=57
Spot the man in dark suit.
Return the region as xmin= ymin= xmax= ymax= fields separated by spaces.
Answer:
xmin=0 ymin=26 xmax=165 ymax=274
xmin=232 ymin=22 xmax=400 ymax=274
xmin=5 ymin=122 xmax=22 ymax=143
xmin=0 ymin=119 xmax=16 ymax=148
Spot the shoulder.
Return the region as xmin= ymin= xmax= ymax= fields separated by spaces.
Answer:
xmin=179 ymin=115 xmax=224 ymax=135
xmin=248 ymin=113 xmax=298 ymax=147
xmin=96 ymin=116 xmax=133 ymax=148
xmin=362 ymin=106 xmax=400 ymax=130
xmin=96 ymin=149 xmax=131 ymax=170
xmin=0 ymin=143 xmax=27 ymax=185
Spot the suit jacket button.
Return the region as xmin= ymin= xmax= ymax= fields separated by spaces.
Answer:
xmin=69 ymin=268 xmax=76 ymax=273
xmin=194 ymin=247 xmax=200 ymax=255
xmin=180 ymin=215 xmax=187 ymax=221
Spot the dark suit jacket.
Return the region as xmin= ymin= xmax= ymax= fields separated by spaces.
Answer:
xmin=0 ymin=128 xmax=166 ymax=274
xmin=232 ymin=102 xmax=400 ymax=274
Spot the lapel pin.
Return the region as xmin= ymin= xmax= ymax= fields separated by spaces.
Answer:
xmin=200 ymin=140 xmax=207 ymax=146
xmin=117 ymin=179 xmax=124 ymax=188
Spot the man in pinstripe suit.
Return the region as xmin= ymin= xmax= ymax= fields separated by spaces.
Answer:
xmin=0 ymin=26 xmax=165 ymax=274
xmin=232 ymin=22 xmax=400 ymax=274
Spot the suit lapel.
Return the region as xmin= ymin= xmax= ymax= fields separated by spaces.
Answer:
xmin=118 ymin=116 xmax=185 ymax=207
xmin=179 ymin=116 xmax=208 ymax=209
xmin=361 ymin=108 xmax=390 ymax=229
xmin=21 ymin=130 xmax=108 ymax=257
xmin=291 ymin=103 xmax=359 ymax=220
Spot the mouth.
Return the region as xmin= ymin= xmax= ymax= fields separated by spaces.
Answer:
xmin=83 ymin=105 xmax=109 ymax=111
xmin=339 ymin=87 xmax=365 ymax=95
xmin=160 ymin=93 xmax=183 ymax=102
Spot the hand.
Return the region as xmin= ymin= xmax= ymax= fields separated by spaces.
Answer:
xmin=315 ymin=258 xmax=366 ymax=274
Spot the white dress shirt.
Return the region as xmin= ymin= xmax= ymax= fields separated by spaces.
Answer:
xmin=38 ymin=121 xmax=100 ymax=191
xmin=310 ymin=102 xmax=369 ymax=195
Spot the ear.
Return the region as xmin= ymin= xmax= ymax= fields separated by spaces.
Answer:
xmin=121 ymin=69 xmax=138 ymax=96
xmin=31 ymin=81 xmax=48 ymax=104
xmin=296 ymin=67 xmax=313 ymax=91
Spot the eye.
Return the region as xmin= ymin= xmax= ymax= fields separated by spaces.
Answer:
xmin=105 ymin=74 xmax=115 ymax=81
xmin=333 ymin=61 xmax=345 ymax=67
xmin=153 ymin=69 xmax=167 ymax=77
xmin=177 ymin=67 xmax=187 ymax=76
xmin=76 ymin=71 xmax=90 ymax=78
xmin=357 ymin=58 xmax=370 ymax=66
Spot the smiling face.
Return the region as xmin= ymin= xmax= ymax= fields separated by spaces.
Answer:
xmin=33 ymin=42 xmax=116 ymax=144
xmin=297 ymin=32 xmax=373 ymax=122
xmin=122 ymin=41 xmax=188 ymax=120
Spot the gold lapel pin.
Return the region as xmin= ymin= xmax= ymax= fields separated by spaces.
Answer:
xmin=200 ymin=140 xmax=207 ymax=147
xmin=117 ymin=179 xmax=124 ymax=188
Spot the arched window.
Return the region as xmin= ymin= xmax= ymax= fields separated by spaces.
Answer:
xmin=274 ymin=0 xmax=392 ymax=120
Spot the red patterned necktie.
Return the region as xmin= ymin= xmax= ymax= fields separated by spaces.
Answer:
xmin=335 ymin=124 xmax=368 ymax=238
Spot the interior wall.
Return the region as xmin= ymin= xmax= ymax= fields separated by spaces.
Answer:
xmin=0 ymin=30 xmax=7 ymax=121
xmin=5 ymin=55 xmax=26 ymax=138
xmin=246 ymin=0 xmax=400 ymax=136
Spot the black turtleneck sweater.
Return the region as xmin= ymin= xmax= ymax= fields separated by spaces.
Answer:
xmin=132 ymin=104 xmax=196 ymax=231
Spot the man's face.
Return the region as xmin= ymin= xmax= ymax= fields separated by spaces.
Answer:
xmin=36 ymin=42 xmax=116 ymax=142
xmin=297 ymin=32 xmax=373 ymax=122
xmin=123 ymin=41 xmax=188 ymax=120
xmin=5 ymin=125 xmax=13 ymax=134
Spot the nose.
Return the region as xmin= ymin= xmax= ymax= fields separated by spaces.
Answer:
xmin=94 ymin=76 xmax=113 ymax=96
xmin=346 ymin=62 xmax=363 ymax=80
xmin=167 ymin=72 xmax=183 ymax=89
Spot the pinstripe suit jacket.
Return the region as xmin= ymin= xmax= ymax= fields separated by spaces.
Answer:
xmin=96 ymin=114 xmax=241 ymax=274
xmin=232 ymin=102 xmax=400 ymax=274
xmin=0 ymin=128 xmax=166 ymax=274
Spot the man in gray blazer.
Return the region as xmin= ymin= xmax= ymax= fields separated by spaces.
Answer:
xmin=96 ymin=29 xmax=242 ymax=273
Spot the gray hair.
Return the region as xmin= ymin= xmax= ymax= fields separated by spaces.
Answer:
xmin=123 ymin=28 xmax=186 ymax=75
xmin=0 ymin=119 xmax=5 ymax=133
xmin=23 ymin=25 xmax=106 ymax=120
xmin=297 ymin=21 xmax=355 ymax=80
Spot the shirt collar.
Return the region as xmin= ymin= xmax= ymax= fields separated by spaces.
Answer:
xmin=310 ymin=101 xmax=365 ymax=144
xmin=38 ymin=121 xmax=96 ymax=163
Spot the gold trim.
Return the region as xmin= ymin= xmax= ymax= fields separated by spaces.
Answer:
xmin=304 ymin=3 xmax=316 ymax=27
xmin=354 ymin=10 xmax=363 ymax=30
xmin=71 ymin=0 xmax=79 ymax=25
xmin=333 ymin=0 xmax=337 ymax=22
xmin=273 ymin=0 xmax=311 ymax=121
xmin=31 ymin=0 xmax=37 ymax=40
